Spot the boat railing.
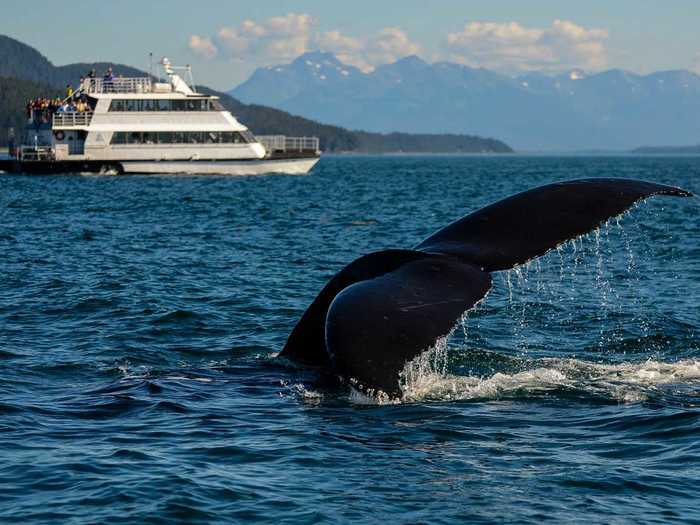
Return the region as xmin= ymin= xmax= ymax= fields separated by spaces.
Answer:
xmin=81 ymin=77 xmax=153 ymax=94
xmin=53 ymin=112 xmax=94 ymax=127
xmin=257 ymin=135 xmax=320 ymax=153
xmin=19 ymin=146 xmax=54 ymax=162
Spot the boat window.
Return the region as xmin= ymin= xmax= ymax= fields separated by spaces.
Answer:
xmin=110 ymin=131 xmax=253 ymax=145
xmin=115 ymin=99 xmax=205 ymax=111
xmin=110 ymin=100 xmax=126 ymax=112
xmin=108 ymin=98 xmax=225 ymax=111
xmin=221 ymin=132 xmax=244 ymax=143
xmin=181 ymin=99 xmax=212 ymax=111
xmin=240 ymin=130 xmax=256 ymax=143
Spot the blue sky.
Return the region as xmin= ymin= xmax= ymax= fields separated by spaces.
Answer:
xmin=2 ymin=0 xmax=699 ymax=89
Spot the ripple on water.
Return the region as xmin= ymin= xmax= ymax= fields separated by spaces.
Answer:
xmin=0 ymin=157 xmax=698 ymax=523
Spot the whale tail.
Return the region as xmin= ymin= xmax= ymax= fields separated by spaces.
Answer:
xmin=416 ymin=178 xmax=692 ymax=271
xmin=282 ymin=178 xmax=693 ymax=396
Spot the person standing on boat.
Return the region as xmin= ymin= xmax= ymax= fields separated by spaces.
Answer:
xmin=66 ymin=84 xmax=73 ymax=100
xmin=87 ymin=69 xmax=96 ymax=92
xmin=103 ymin=68 xmax=114 ymax=93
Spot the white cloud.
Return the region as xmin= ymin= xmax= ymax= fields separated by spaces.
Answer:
xmin=445 ymin=20 xmax=609 ymax=72
xmin=189 ymin=14 xmax=421 ymax=71
xmin=189 ymin=15 xmax=608 ymax=75
xmin=201 ymin=13 xmax=316 ymax=62
xmin=318 ymin=27 xmax=421 ymax=72
xmin=317 ymin=30 xmax=365 ymax=68
xmin=189 ymin=35 xmax=218 ymax=60
xmin=368 ymin=28 xmax=422 ymax=67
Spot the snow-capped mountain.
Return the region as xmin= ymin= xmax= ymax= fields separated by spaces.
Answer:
xmin=230 ymin=52 xmax=700 ymax=151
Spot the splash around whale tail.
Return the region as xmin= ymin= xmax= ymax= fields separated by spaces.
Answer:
xmin=281 ymin=178 xmax=693 ymax=397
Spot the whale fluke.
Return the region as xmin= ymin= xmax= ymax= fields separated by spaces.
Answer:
xmin=417 ymin=178 xmax=693 ymax=271
xmin=326 ymin=255 xmax=491 ymax=395
xmin=282 ymin=178 xmax=693 ymax=397
xmin=281 ymin=250 xmax=429 ymax=367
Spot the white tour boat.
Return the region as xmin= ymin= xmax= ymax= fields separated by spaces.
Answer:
xmin=1 ymin=58 xmax=320 ymax=175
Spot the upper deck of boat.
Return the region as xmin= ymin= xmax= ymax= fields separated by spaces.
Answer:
xmin=81 ymin=77 xmax=216 ymax=99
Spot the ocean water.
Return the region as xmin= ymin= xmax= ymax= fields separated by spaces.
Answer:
xmin=0 ymin=156 xmax=698 ymax=524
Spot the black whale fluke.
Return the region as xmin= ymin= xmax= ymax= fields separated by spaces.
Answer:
xmin=325 ymin=256 xmax=491 ymax=395
xmin=417 ymin=178 xmax=693 ymax=271
xmin=281 ymin=178 xmax=693 ymax=397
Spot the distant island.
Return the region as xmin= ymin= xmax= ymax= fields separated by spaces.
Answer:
xmin=0 ymin=35 xmax=512 ymax=154
xmin=632 ymin=145 xmax=700 ymax=154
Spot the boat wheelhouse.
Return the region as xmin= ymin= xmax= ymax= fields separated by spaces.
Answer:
xmin=2 ymin=59 xmax=320 ymax=175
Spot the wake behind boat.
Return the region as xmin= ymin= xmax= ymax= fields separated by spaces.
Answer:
xmin=0 ymin=58 xmax=320 ymax=176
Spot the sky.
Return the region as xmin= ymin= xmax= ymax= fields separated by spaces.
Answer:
xmin=2 ymin=0 xmax=700 ymax=90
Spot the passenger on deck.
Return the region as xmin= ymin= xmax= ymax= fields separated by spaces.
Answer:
xmin=88 ymin=69 xmax=96 ymax=91
xmin=66 ymin=85 xmax=73 ymax=99
xmin=103 ymin=68 xmax=114 ymax=93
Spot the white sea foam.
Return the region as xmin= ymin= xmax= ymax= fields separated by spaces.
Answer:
xmin=162 ymin=376 xmax=213 ymax=382
xmin=390 ymin=356 xmax=700 ymax=405
xmin=280 ymin=380 xmax=325 ymax=404
xmin=113 ymin=362 xmax=216 ymax=383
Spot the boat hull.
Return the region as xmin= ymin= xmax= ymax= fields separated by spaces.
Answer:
xmin=121 ymin=157 xmax=319 ymax=175
xmin=0 ymin=156 xmax=320 ymax=176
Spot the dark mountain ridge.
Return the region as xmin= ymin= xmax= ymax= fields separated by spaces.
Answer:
xmin=0 ymin=35 xmax=147 ymax=88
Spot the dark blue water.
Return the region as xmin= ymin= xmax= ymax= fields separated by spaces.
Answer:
xmin=0 ymin=156 xmax=698 ymax=524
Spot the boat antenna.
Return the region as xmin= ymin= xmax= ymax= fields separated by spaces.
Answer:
xmin=187 ymin=65 xmax=197 ymax=93
xmin=149 ymin=52 xmax=153 ymax=80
